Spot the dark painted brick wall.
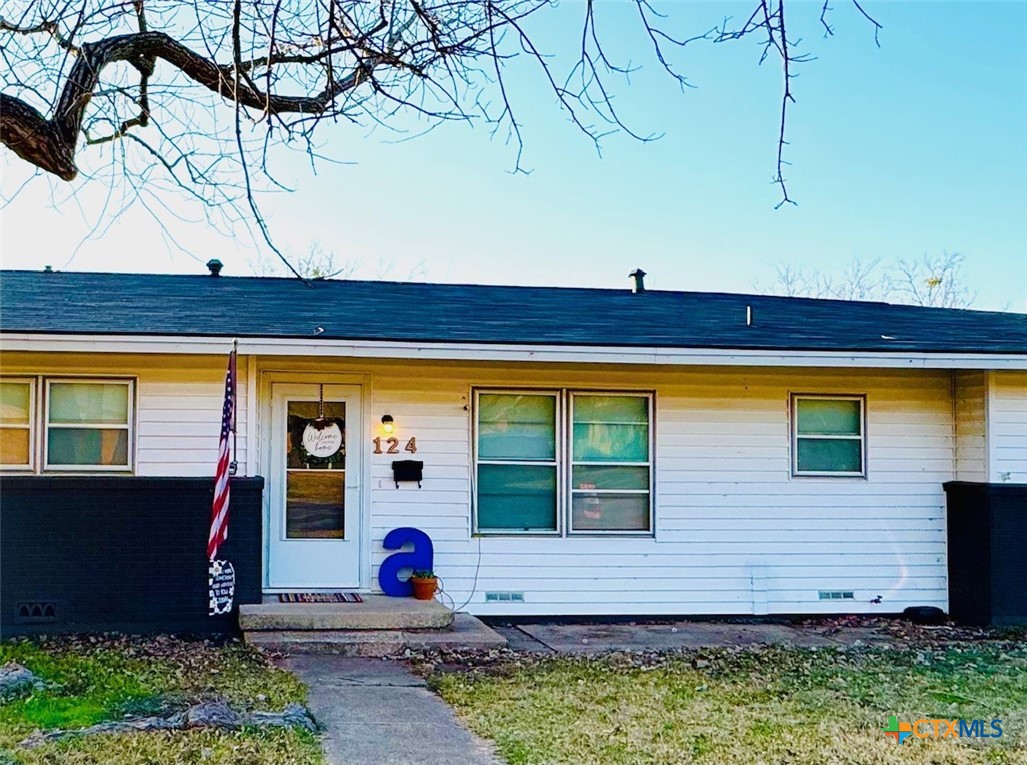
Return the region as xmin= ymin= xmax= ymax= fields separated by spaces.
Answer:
xmin=944 ymin=481 xmax=1027 ymax=627
xmin=1 ymin=476 xmax=263 ymax=637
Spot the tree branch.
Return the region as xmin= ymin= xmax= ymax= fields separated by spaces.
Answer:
xmin=1 ymin=30 xmax=376 ymax=180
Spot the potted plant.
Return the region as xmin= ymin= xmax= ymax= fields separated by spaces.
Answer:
xmin=410 ymin=570 xmax=438 ymax=601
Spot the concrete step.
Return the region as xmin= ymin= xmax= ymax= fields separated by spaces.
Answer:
xmin=239 ymin=595 xmax=453 ymax=632
xmin=245 ymin=614 xmax=507 ymax=657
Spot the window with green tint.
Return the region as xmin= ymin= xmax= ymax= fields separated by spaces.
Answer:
xmin=49 ymin=382 xmax=129 ymax=424
xmin=796 ymin=398 xmax=861 ymax=436
xmin=572 ymin=395 xmax=649 ymax=463
xmin=474 ymin=390 xmax=654 ymax=535
xmin=475 ymin=392 xmax=559 ymax=532
xmin=572 ymin=465 xmax=649 ymax=491
xmin=476 ymin=464 xmax=557 ymax=530
xmin=46 ymin=380 xmax=133 ymax=470
xmin=0 ymin=380 xmax=33 ymax=468
xmin=796 ymin=438 xmax=862 ymax=473
xmin=477 ymin=393 xmax=556 ymax=460
xmin=1 ymin=382 xmax=31 ymax=424
xmin=47 ymin=428 xmax=129 ymax=466
xmin=570 ymin=394 xmax=651 ymax=532
xmin=793 ymin=395 xmax=864 ymax=476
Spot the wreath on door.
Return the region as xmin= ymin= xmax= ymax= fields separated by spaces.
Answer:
xmin=288 ymin=415 xmax=346 ymax=467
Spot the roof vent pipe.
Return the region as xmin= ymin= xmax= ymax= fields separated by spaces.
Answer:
xmin=206 ymin=259 xmax=224 ymax=277
xmin=629 ymin=269 xmax=647 ymax=294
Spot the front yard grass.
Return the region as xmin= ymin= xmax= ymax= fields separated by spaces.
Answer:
xmin=433 ymin=643 xmax=1027 ymax=765
xmin=0 ymin=636 xmax=322 ymax=765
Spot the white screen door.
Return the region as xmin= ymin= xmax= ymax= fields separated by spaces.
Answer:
xmin=267 ymin=383 xmax=362 ymax=589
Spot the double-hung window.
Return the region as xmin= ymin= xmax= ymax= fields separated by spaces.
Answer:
xmin=570 ymin=394 xmax=652 ymax=532
xmin=0 ymin=380 xmax=35 ymax=470
xmin=45 ymin=380 xmax=134 ymax=471
xmin=475 ymin=392 xmax=560 ymax=533
xmin=791 ymin=394 xmax=865 ymax=477
xmin=474 ymin=389 xmax=653 ymax=535
xmin=0 ymin=377 xmax=135 ymax=472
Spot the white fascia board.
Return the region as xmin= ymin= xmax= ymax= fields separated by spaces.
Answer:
xmin=1 ymin=332 xmax=1026 ymax=370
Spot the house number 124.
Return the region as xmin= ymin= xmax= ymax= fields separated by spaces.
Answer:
xmin=372 ymin=437 xmax=417 ymax=455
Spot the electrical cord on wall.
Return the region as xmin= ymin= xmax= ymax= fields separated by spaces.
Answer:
xmin=448 ymin=534 xmax=483 ymax=614
xmin=435 ymin=575 xmax=456 ymax=611
xmin=434 ymin=429 xmax=484 ymax=614
xmin=442 ymin=463 xmax=485 ymax=614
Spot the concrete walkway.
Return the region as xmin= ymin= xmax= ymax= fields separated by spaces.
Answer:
xmin=284 ymin=655 xmax=501 ymax=765
xmin=284 ymin=620 xmax=894 ymax=763
xmin=494 ymin=620 xmax=892 ymax=654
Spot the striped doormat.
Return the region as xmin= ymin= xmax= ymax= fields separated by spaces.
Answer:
xmin=278 ymin=592 xmax=364 ymax=604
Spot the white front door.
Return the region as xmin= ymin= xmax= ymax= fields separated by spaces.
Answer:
xmin=267 ymin=383 xmax=362 ymax=589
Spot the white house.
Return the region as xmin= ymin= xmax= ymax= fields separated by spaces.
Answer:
xmin=1 ymin=265 xmax=1025 ymax=626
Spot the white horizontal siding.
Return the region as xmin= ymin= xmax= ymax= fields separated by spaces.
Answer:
xmin=989 ymin=370 xmax=1027 ymax=482
xmin=3 ymin=352 xmax=967 ymax=617
xmin=0 ymin=353 xmax=248 ymax=477
xmin=366 ymin=364 xmax=954 ymax=616
xmin=136 ymin=377 xmax=249 ymax=476
xmin=954 ymin=370 xmax=988 ymax=481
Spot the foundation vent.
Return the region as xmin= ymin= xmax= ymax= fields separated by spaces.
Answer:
xmin=485 ymin=591 xmax=525 ymax=603
xmin=16 ymin=601 xmax=58 ymax=623
xmin=818 ymin=591 xmax=855 ymax=601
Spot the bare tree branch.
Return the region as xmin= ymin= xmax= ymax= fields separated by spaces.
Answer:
xmin=1 ymin=0 xmax=884 ymax=268
xmin=757 ymin=252 xmax=976 ymax=308
xmin=1 ymin=29 xmax=376 ymax=179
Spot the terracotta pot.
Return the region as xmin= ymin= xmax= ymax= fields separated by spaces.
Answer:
xmin=411 ymin=577 xmax=438 ymax=600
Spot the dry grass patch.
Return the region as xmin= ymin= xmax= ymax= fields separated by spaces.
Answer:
xmin=0 ymin=636 xmax=321 ymax=765
xmin=433 ymin=644 xmax=1027 ymax=765
xmin=8 ymin=728 xmax=320 ymax=765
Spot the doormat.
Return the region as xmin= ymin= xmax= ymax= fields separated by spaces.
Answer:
xmin=278 ymin=593 xmax=364 ymax=603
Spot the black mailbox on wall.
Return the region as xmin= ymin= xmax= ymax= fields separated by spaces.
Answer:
xmin=392 ymin=460 xmax=424 ymax=488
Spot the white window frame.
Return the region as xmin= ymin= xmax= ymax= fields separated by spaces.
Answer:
xmin=43 ymin=378 xmax=135 ymax=473
xmin=0 ymin=378 xmax=37 ymax=472
xmin=472 ymin=388 xmax=655 ymax=537
xmin=472 ymin=388 xmax=563 ymax=536
xmin=791 ymin=393 xmax=866 ymax=478
xmin=567 ymin=391 xmax=655 ymax=536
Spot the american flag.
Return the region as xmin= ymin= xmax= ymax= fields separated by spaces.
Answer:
xmin=207 ymin=349 xmax=236 ymax=560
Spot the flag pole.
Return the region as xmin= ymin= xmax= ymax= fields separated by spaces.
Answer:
xmin=230 ymin=338 xmax=239 ymax=476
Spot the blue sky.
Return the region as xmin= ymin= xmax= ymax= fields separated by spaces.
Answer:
xmin=2 ymin=1 xmax=1025 ymax=310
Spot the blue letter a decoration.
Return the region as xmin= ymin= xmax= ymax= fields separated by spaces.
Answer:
xmin=378 ymin=527 xmax=434 ymax=597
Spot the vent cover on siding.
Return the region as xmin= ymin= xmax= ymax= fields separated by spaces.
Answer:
xmin=485 ymin=592 xmax=524 ymax=603
xmin=818 ymin=591 xmax=855 ymax=601
xmin=16 ymin=602 xmax=58 ymax=623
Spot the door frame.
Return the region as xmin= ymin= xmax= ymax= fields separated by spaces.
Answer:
xmin=258 ymin=369 xmax=373 ymax=591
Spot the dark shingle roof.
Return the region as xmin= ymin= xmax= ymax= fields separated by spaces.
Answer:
xmin=1 ymin=270 xmax=1024 ymax=354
